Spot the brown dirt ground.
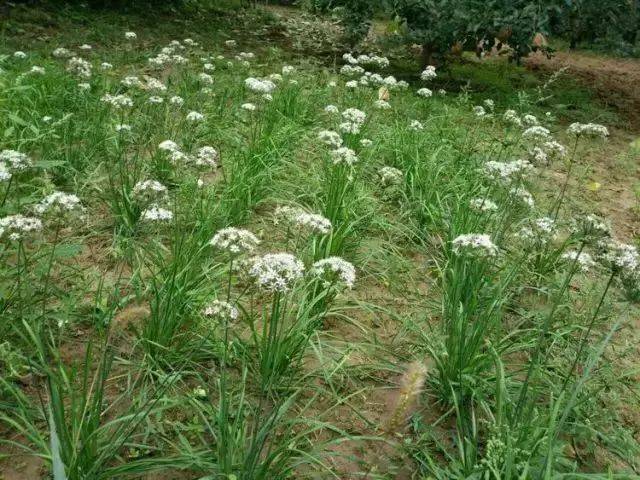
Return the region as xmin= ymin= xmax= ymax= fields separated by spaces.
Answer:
xmin=526 ymin=51 xmax=640 ymax=128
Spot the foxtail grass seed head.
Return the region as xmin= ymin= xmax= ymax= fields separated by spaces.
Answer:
xmin=249 ymin=252 xmax=304 ymax=293
xmin=379 ymin=166 xmax=403 ymax=186
xmin=310 ymin=257 xmax=356 ymax=289
xmin=0 ymin=150 xmax=33 ymax=173
xmin=452 ymin=234 xmax=498 ymax=257
xmin=210 ymin=227 xmax=260 ymax=255
xmin=0 ymin=215 xmax=43 ymax=241
xmin=384 ymin=362 xmax=428 ymax=434
xmin=141 ymin=205 xmax=173 ymax=222
xmin=567 ymin=122 xmax=609 ymax=138
xmin=202 ymin=300 xmax=239 ymax=322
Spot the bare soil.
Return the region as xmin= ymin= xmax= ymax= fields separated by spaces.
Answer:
xmin=527 ymin=51 xmax=640 ymax=127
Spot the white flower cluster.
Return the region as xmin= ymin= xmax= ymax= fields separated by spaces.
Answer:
xmin=318 ymin=130 xmax=343 ymax=148
xmin=0 ymin=215 xmax=43 ymax=241
xmin=210 ymin=227 xmax=260 ymax=255
xmin=66 ymin=57 xmax=92 ymax=78
xmin=133 ymin=180 xmax=168 ymax=205
xmin=202 ymin=299 xmax=239 ymax=322
xmin=420 ymin=65 xmax=437 ymax=81
xmin=379 ymin=166 xmax=403 ymax=187
xmin=0 ymin=149 xmax=33 ymax=173
xmin=147 ymin=40 xmax=193 ymax=68
xmin=567 ymin=122 xmax=609 ymax=138
xmin=52 ymin=47 xmax=73 ymax=58
xmin=503 ymin=109 xmax=522 ymax=127
xmin=417 ymin=88 xmax=433 ymax=98
xmin=571 ymin=213 xmax=611 ymax=239
xmin=469 ymin=198 xmax=498 ymax=212
xmin=522 ymin=114 xmax=539 ymax=126
xmin=522 ymin=126 xmax=551 ymax=142
xmin=34 ymin=192 xmax=84 ymax=219
xmin=329 ymin=147 xmax=358 ymax=166
xmin=125 ymin=31 xmax=137 ymax=40
xmin=245 ymin=77 xmax=276 ymax=94
xmin=601 ymin=241 xmax=639 ymax=274
xmin=374 ymin=99 xmax=391 ymax=110
xmin=186 ymin=111 xmax=205 ymax=122
xmin=249 ymin=252 xmax=304 ymax=293
xmin=194 ymin=146 xmax=219 ymax=168
xmin=516 ymin=217 xmax=557 ymax=243
xmin=311 ymin=257 xmax=356 ymax=289
xmin=342 ymin=52 xmax=389 ymax=69
xmin=324 ymin=105 xmax=339 ymax=114
xmin=509 ymin=186 xmax=535 ymax=208
xmin=340 ymin=64 xmax=365 ymax=76
xmin=483 ymin=159 xmax=534 ymax=184
xmin=273 ymin=206 xmax=331 ymax=235
xmin=340 ymin=108 xmax=366 ymax=135
xmin=473 ymin=106 xmax=487 ymax=117
xmin=101 ymin=93 xmax=133 ymax=109
xmin=199 ymin=72 xmax=214 ymax=85
xmin=452 ymin=233 xmax=498 ymax=257
xmin=141 ymin=205 xmax=173 ymax=222
xmin=561 ymin=250 xmax=596 ymax=272
xmin=409 ymin=120 xmax=424 ymax=131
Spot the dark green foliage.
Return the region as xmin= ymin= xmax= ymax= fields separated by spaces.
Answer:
xmin=550 ymin=0 xmax=639 ymax=55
